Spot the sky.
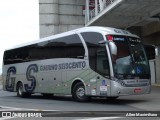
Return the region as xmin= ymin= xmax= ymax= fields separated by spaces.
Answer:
xmin=0 ymin=0 xmax=39 ymax=73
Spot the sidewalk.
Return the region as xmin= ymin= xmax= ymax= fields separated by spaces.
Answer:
xmin=152 ymin=84 xmax=160 ymax=87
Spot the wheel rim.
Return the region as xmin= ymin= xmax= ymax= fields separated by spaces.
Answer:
xmin=76 ymin=87 xmax=85 ymax=98
xmin=18 ymin=85 xmax=23 ymax=96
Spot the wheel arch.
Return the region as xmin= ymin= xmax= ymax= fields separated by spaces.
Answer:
xmin=16 ymin=81 xmax=24 ymax=92
xmin=71 ymin=78 xmax=86 ymax=95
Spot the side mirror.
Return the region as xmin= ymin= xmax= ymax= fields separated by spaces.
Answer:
xmin=98 ymin=40 xmax=117 ymax=56
xmin=109 ymin=42 xmax=117 ymax=56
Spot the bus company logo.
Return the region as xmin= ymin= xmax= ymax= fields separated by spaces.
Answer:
xmin=2 ymin=112 xmax=12 ymax=118
xmin=40 ymin=61 xmax=86 ymax=72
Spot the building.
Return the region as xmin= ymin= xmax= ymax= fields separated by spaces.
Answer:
xmin=39 ymin=0 xmax=85 ymax=38
xmin=39 ymin=0 xmax=160 ymax=84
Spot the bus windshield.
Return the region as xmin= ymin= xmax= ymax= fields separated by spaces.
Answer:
xmin=111 ymin=35 xmax=150 ymax=79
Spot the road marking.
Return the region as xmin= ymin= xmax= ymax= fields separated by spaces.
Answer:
xmin=0 ymin=106 xmax=58 ymax=111
xmin=0 ymin=117 xmax=14 ymax=120
xmin=76 ymin=117 xmax=122 ymax=120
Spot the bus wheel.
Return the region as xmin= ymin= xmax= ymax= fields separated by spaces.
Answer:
xmin=72 ymin=82 xmax=89 ymax=102
xmin=41 ymin=93 xmax=54 ymax=98
xmin=17 ymin=83 xmax=25 ymax=97
xmin=107 ymin=96 xmax=118 ymax=100
xmin=17 ymin=83 xmax=31 ymax=98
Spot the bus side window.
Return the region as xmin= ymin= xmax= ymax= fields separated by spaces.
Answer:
xmin=81 ymin=32 xmax=110 ymax=76
xmin=96 ymin=48 xmax=110 ymax=76
xmin=62 ymin=34 xmax=85 ymax=59
xmin=81 ymin=32 xmax=104 ymax=71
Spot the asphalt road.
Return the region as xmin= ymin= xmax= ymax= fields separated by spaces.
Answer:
xmin=0 ymin=85 xmax=160 ymax=120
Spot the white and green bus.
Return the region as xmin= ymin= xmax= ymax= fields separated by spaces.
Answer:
xmin=2 ymin=26 xmax=151 ymax=102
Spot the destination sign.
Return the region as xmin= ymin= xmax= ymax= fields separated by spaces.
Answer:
xmin=113 ymin=37 xmax=125 ymax=41
xmin=112 ymin=36 xmax=141 ymax=43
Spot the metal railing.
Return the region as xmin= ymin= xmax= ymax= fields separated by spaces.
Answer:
xmin=86 ymin=0 xmax=117 ymax=23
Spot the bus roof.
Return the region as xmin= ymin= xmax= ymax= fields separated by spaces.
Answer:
xmin=6 ymin=26 xmax=139 ymax=50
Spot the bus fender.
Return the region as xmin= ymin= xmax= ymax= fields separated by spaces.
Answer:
xmin=16 ymin=80 xmax=24 ymax=92
xmin=71 ymin=78 xmax=87 ymax=94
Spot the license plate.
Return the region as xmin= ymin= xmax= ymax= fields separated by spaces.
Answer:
xmin=134 ymin=88 xmax=141 ymax=93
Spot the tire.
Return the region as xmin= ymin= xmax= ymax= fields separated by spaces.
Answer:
xmin=17 ymin=83 xmax=31 ymax=98
xmin=107 ymin=96 xmax=118 ymax=100
xmin=41 ymin=93 xmax=54 ymax=98
xmin=72 ymin=82 xmax=89 ymax=102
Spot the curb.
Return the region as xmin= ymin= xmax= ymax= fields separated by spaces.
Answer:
xmin=152 ymin=84 xmax=160 ymax=87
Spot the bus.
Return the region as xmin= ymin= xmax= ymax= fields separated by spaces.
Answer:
xmin=2 ymin=26 xmax=151 ymax=102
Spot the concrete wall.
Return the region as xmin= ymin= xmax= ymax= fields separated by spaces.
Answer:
xmin=128 ymin=27 xmax=141 ymax=37
xmin=129 ymin=23 xmax=160 ymax=84
xmin=154 ymin=33 xmax=160 ymax=84
xmin=39 ymin=0 xmax=85 ymax=38
xmin=141 ymin=29 xmax=160 ymax=84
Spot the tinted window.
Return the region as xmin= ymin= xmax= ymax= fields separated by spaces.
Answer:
xmin=4 ymin=47 xmax=29 ymax=65
xmin=4 ymin=34 xmax=85 ymax=65
xmin=144 ymin=45 xmax=155 ymax=60
xmin=81 ymin=32 xmax=110 ymax=76
xmin=57 ymin=35 xmax=85 ymax=58
xmin=96 ymin=48 xmax=110 ymax=76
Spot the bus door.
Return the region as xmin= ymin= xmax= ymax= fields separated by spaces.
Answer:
xmin=96 ymin=48 xmax=110 ymax=96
